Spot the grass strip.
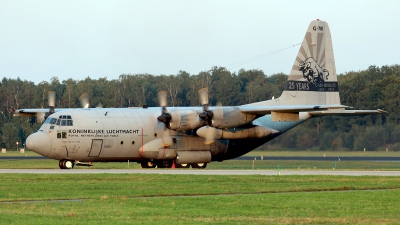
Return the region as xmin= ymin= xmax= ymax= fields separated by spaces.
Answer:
xmin=0 ymin=174 xmax=399 ymax=224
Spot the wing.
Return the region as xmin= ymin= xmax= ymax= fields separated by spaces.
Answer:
xmin=14 ymin=109 xmax=50 ymax=117
xmin=14 ymin=108 xmax=68 ymax=116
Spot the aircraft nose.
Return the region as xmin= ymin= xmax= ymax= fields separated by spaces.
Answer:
xmin=26 ymin=132 xmax=52 ymax=156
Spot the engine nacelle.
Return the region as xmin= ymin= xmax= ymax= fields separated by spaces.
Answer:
xmin=211 ymin=107 xmax=256 ymax=129
xmin=139 ymin=137 xmax=176 ymax=160
xmin=196 ymin=125 xmax=279 ymax=140
xmin=167 ymin=109 xmax=203 ymax=131
xmin=176 ymin=151 xmax=211 ymax=164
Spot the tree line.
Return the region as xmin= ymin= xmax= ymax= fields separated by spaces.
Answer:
xmin=1 ymin=65 xmax=399 ymax=151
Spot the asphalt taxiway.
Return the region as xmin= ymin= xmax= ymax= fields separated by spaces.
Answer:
xmin=1 ymin=169 xmax=400 ymax=176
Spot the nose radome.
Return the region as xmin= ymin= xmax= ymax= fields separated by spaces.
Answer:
xmin=26 ymin=132 xmax=52 ymax=156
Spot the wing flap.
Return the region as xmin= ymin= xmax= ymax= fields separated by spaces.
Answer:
xmin=240 ymin=104 xmax=350 ymax=115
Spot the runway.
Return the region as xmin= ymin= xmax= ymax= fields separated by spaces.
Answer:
xmin=2 ymin=156 xmax=400 ymax=161
xmin=1 ymin=169 xmax=400 ymax=176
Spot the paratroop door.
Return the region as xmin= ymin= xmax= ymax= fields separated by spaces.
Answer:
xmin=88 ymin=139 xmax=103 ymax=157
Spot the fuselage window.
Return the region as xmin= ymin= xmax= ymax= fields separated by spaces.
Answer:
xmin=57 ymin=130 xmax=67 ymax=139
xmin=61 ymin=130 xmax=67 ymax=138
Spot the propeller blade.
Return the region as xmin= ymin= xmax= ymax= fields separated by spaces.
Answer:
xmin=158 ymin=91 xmax=167 ymax=107
xmin=95 ymin=102 xmax=103 ymax=108
xmin=157 ymin=90 xmax=172 ymax=128
xmin=211 ymin=102 xmax=223 ymax=127
xmin=204 ymin=126 xmax=216 ymax=145
xmin=48 ymin=91 xmax=55 ymax=108
xmin=79 ymin=93 xmax=90 ymax=108
xmin=198 ymin=87 xmax=208 ymax=106
xmin=45 ymin=91 xmax=56 ymax=119
xmin=197 ymin=126 xmax=221 ymax=145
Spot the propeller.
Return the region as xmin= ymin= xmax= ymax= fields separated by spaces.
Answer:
xmin=79 ymin=93 xmax=103 ymax=108
xmin=198 ymin=88 xmax=223 ymax=127
xmin=44 ymin=91 xmax=56 ymax=120
xmin=202 ymin=126 xmax=218 ymax=145
xmin=95 ymin=102 xmax=103 ymax=108
xmin=79 ymin=93 xmax=90 ymax=108
xmin=197 ymin=87 xmax=225 ymax=144
xmin=157 ymin=91 xmax=172 ymax=128
xmin=198 ymin=88 xmax=213 ymax=125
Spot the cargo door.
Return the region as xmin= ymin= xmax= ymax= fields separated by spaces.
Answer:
xmin=88 ymin=139 xmax=103 ymax=157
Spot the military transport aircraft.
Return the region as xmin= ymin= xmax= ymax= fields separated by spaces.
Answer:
xmin=21 ymin=19 xmax=384 ymax=169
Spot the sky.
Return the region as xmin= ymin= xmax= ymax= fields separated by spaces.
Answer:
xmin=1 ymin=0 xmax=399 ymax=84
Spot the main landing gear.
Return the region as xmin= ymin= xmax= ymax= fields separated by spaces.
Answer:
xmin=140 ymin=160 xmax=207 ymax=169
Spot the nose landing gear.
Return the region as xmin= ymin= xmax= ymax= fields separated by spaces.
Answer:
xmin=58 ymin=160 xmax=93 ymax=169
xmin=59 ymin=159 xmax=75 ymax=169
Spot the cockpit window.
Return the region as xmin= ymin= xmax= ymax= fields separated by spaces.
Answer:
xmin=55 ymin=115 xmax=73 ymax=126
xmin=44 ymin=118 xmax=58 ymax=124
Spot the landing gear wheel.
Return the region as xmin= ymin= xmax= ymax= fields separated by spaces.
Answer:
xmin=191 ymin=163 xmax=207 ymax=169
xmin=59 ymin=159 xmax=74 ymax=169
xmin=157 ymin=160 xmax=172 ymax=168
xmin=141 ymin=161 xmax=156 ymax=169
xmin=176 ymin=163 xmax=190 ymax=168
xmin=64 ymin=160 xmax=73 ymax=169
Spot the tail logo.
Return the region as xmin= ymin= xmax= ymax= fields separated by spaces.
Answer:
xmin=298 ymin=57 xmax=329 ymax=85
xmin=284 ymin=57 xmax=338 ymax=92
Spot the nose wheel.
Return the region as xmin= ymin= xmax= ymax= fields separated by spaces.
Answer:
xmin=59 ymin=159 xmax=75 ymax=169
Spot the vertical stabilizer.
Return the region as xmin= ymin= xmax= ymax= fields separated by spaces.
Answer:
xmin=279 ymin=19 xmax=340 ymax=105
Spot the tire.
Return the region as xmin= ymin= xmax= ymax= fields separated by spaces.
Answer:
xmin=59 ymin=159 xmax=73 ymax=169
xmin=176 ymin=163 xmax=190 ymax=168
xmin=157 ymin=161 xmax=172 ymax=168
xmin=191 ymin=163 xmax=207 ymax=169
xmin=141 ymin=161 xmax=156 ymax=169
xmin=64 ymin=160 xmax=74 ymax=169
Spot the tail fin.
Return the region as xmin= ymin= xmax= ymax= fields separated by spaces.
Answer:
xmin=279 ymin=19 xmax=340 ymax=105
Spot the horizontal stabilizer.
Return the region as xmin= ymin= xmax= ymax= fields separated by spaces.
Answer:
xmin=240 ymin=104 xmax=349 ymax=115
xmin=309 ymin=109 xmax=386 ymax=116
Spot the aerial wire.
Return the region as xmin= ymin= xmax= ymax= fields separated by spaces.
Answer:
xmin=225 ymin=43 xmax=301 ymax=70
